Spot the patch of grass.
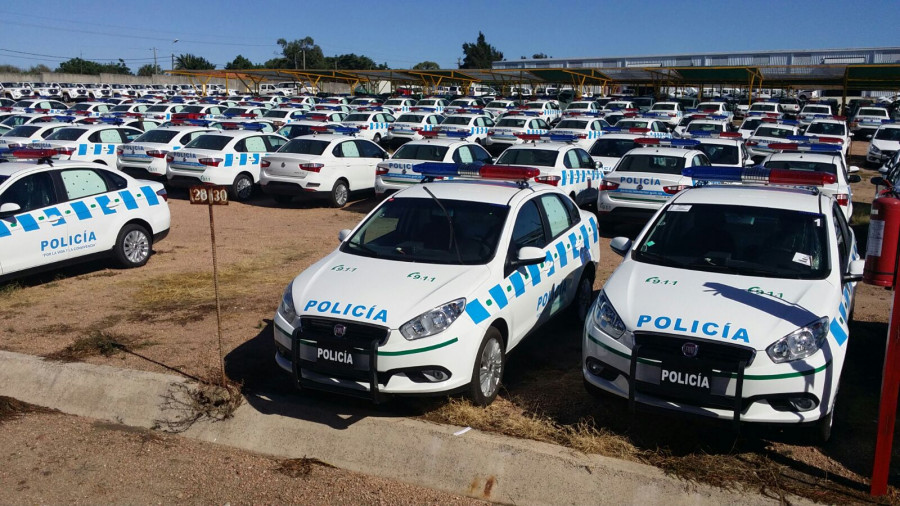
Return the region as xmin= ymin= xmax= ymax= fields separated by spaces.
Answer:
xmin=36 ymin=323 xmax=77 ymax=335
xmin=44 ymin=330 xmax=131 ymax=362
xmin=0 ymin=282 xmax=22 ymax=300
xmin=850 ymin=201 xmax=871 ymax=227
xmin=276 ymin=458 xmax=335 ymax=478
xmin=0 ymin=396 xmax=55 ymax=424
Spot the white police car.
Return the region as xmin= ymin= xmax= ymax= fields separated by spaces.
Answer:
xmin=646 ymin=102 xmax=685 ymax=126
xmin=737 ymin=116 xmax=766 ymax=140
xmin=596 ymin=142 xmax=711 ymax=231
xmin=494 ymin=142 xmax=600 ymax=208
xmin=0 ymin=122 xmax=67 ymax=153
xmin=339 ymin=110 xmax=395 ymax=143
xmin=375 ymin=139 xmax=492 ymax=196
xmin=387 ymin=112 xmax=445 ymax=142
xmin=166 ymin=130 xmax=288 ymax=200
xmin=518 ymin=100 xmax=562 ymax=124
xmin=483 ymin=99 xmax=518 ymax=117
xmin=116 ymin=125 xmax=216 ymax=179
xmin=850 ymin=107 xmax=890 ymax=139
xmin=798 ymin=104 xmax=834 ymax=126
xmin=273 ymin=164 xmax=601 ymax=405
xmin=584 ymin=166 xmax=862 ymax=440
xmin=546 ymin=117 xmax=610 ymax=149
xmin=746 ymin=101 xmax=787 ymax=119
xmin=690 ymin=132 xmax=752 ymax=167
xmin=347 ymin=97 xmax=382 ymax=111
xmin=29 ymin=124 xmax=142 ymax=167
xmin=802 ymin=118 xmax=850 ymax=157
xmin=695 ymin=101 xmax=734 ymax=122
xmin=11 ymin=99 xmax=68 ymax=114
xmin=587 ymin=130 xmax=650 ymax=173
xmin=444 ymin=98 xmax=483 ymax=115
xmin=485 ymin=115 xmax=550 ymax=148
xmin=0 ymin=154 xmax=170 ymax=281
xmin=563 ymin=101 xmax=601 ymax=117
xmin=746 ymin=121 xmax=803 ymax=163
xmin=435 ymin=113 xmax=495 ymax=145
xmin=867 ymin=123 xmax=900 ymax=167
xmin=259 ymin=134 xmax=387 ymax=206
xmin=682 ymin=116 xmax=735 ymax=138
xmin=382 ymin=98 xmax=417 ymax=116
xmin=142 ymin=103 xmax=187 ymax=122
xmin=172 ymin=104 xmax=227 ymax=121
xmin=614 ymin=118 xmax=672 ymax=139
xmin=413 ymin=98 xmax=449 ymax=114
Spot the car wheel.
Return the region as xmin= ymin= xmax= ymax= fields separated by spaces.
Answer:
xmin=114 ymin=223 xmax=152 ymax=268
xmin=230 ymin=173 xmax=254 ymax=201
xmin=571 ymin=270 xmax=595 ymax=321
xmin=329 ymin=179 xmax=349 ymax=208
xmin=273 ymin=194 xmax=293 ymax=205
xmin=468 ymin=327 xmax=505 ymax=407
xmin=373 ymin=133 xmax=382 ymax=143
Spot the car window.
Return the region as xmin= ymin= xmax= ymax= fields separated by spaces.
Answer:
xmin=242 ymin=136 xmax=266 ymax=152
xmin=265 ymin=135 xmax=287 ymax=151
xmin=0 ymin=172 xmax=58 ymax=213
xmin=510 ymin=199 xmax=547 ymax=252
xmin=355 ymin=139 xmax=384 ymax=158
xmin=576 ymin=149 xmax=594 ymax=168
xmin=564 ymin=150 xmax=579 ymax=168
xmin=60 ymin=169 xmax=108 ymax=200
xmin=539 ymin=194 xmax=572 ymax=238
xmin=98 ymin=129 xmax=124 ymax=143
xmin=832 ymin=204 xmax=851 ymax=273
xmin=471 ymin=144 xmax=492 ymax=163
xmin=339 ymin=140 xmax=360 ymax=158
xmin=453 ymin=146 xmax=475 ymax=163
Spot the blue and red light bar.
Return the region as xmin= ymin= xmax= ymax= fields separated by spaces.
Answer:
xmin=412 ymin=162 xmax=541 ymax=181
xmin=787 ymin=135 xmax=843 ymax=144
xmin=682 ymin=166 xmax=836 ymax=185
xmin=635 ymin=138 xmax=699 ymax=147
xmin=330 ymin=125 xmax=360 ymax=135
xmin=687 ymin=131 xmax=742 ymax=139
xmin=442 ymin=130 xmax=471 ymax=138
xmin=768 ymin=142 xmax=843 ymax=153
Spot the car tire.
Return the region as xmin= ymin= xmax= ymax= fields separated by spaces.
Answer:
xmin=230 ymin=173 xmax=254 ymax=201
xmin=468 ymin=327 xmax=505 ymax=407
xmin=373 ymin=133 xmax=382 ymax=143
xmin=570 ymin=269 xmax=595 ymax=322
xmin=114 ymin=223 xmax=152 ymax=268
xmin=273 ymin=194 xmax=293 ymax=205
xmin=329 ymin=179 xmax=349 ymax=208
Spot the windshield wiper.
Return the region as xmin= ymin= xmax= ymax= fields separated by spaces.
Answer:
xmin=635 ymin=250 xmax=688 ymax=268
xmin=422 ymin=185 xmax=463 ymax=264
xmin=347 ymin=240 xmax=378 ymax=256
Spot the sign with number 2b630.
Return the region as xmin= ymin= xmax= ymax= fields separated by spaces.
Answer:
xmin=189 ymin=185 xmax=228 ymax=205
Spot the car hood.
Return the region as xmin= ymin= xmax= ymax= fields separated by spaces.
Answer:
xmin=872 ymin=138 xmax=900 ymax=151
xmin=289 ymin=250 xmax=492 ymax=328
xmin=605 ymin=260 xmax=838 ymax=350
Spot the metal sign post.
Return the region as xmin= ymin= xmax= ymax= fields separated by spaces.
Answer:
xmin=189 ymin=185 xmax=229 ymax=386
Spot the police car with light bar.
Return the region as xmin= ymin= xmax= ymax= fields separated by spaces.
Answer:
xmin=695 ymin=102 xmax=734 ymax=122
xmin=563 ymin=101 xmax=601 ymax=117
xmin=516 ymin=100 xmax=562 ymax=124
xmin=375 ymin=139 xmax=492 ymax=196
xmin=28 ymin=124 xmax=143 ymax=167
xmin=116 ymin=125 xmax=216 ymax=179
xmin=798 ymin=104 xmax=835 ymax=126
xmin=850 ymin=107 xmax=890 ymax=139
xmin=613 ymin=118 xmax=672 ymax=139
xmin=747 ymin=101 xmax=787 ymax=119
xmin=386 ymin=112 xmax=445 ymax=143
xmin=381 ymin=98 xmax=417 ymax=116
xmin=413 ymin=98 xmax=449 ymax=114
xmin=0 ymin=123 xmax=67 ymax=154
xmin=166 ymin=129 xmax=288 ymax=200
xmin=867 ymin=123 xmax=900 ymax=166
xmin=273 ymin=163 xmax=600 ymax=405
xmin=584 ymin=165 xmax=862 ymax=441
xmin=681 ymin=116 xmax=735 ymax=139
xmin=433 ymin=113 xmax=494 ymax=145
xmin=494 ymin=142 xmax=600 ymax=208
xmin=802 ymin=118 xmax=850 ymax=157
xmin=259 ymin=134 xmax=387 ymax=207
xmin=483 ymin=99 xmax=518 ymax=118
xmin=746 ymin=121 xmax=803 ymax=163
xmin=596 ymin=140 xmax=711 ymax=231
xmin=11 ymin=99 xmax=68 ymax=114
xmin=0 ymin=151 xmax=170 ymax=281
xmin=545 ymin=117 xmax=611 ymax=149
xmin=485 ymin=115 xmax=550 ymax=149
xmin=646 ymin=102 xmax=686 ymax=126
xmin=339 ymin=110 xmax=395 ymax=143
xmin=690 ymin=132 xmax=752 ymax=168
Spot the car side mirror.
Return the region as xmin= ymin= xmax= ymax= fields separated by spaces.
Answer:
xmin=849 ymin=174 xmax=862 ymax=183
xmin=849 ymin=165 xmax=860 ymax=174
xmin=338 ymin=229 xmax=351 ymax=242
xmin=871 ymin=176 xmax=886 ymax=186
xmin=610 ymin=236 xmax=632 ymax=257
xmin=0 ymin=202 xmax=21 ymax=217
xmin=843 ymin=259 xmax=865 ymax=284
xmin=880 ymin=166 xmax=890 ymax=175
xmin=743 ymin=159 xmax=755 ymax=167
xmin=511 ymin=246 xmax=546 ymax=268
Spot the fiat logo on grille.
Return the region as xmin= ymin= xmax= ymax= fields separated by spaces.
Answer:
xmin=333 ymin=324 xmax=347 ymax=337
xmin=682 ymin=342 xmax=699 ymax=358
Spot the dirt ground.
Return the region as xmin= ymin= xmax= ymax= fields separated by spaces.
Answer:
xmin=1 ymin=138 xmax=899 ymax=503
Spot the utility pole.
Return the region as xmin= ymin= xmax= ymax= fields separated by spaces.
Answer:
xmin=303 ymin=50 xmax=306 ymax=70
xmin=152 ymin=48 xmax=158 ymax=73
xmin=171 ymin=53 xmax=175 ymax=70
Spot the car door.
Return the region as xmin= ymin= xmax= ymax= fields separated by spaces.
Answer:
xmin=0 ymin=170 xmax=66 ymax=274
xmin=240 ymin=135 xmax=269 ymax=181
xmin=88 ymin=128 xmax=124 ymax=166
xmin=504 ymin=197 xmax=549 ymax=346
xmin=534 ymin=193 xmax=584 ymax=324
xmin=330 ymin=140 xmax=359 ymax=189
xmin=352 ymin=139 xmax=385 ymax=190
xmin=55 ymin=167 xmax=132 ymax=258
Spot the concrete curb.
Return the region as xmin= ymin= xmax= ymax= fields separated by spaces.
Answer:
xmin=0 ymin=351 xmax=800 ymax=505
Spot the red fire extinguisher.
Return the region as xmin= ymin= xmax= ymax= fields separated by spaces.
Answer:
xmin=864 ymin=196 xmax=900 ymax=287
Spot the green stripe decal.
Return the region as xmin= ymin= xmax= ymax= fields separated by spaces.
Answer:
xmin=587 ymin=334 xmax=831 ymax=380
xmin=378 ymin=337 xmax=458 ymax=356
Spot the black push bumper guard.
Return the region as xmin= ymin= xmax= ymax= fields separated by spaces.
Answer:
xmin=628 ymin=332 xmax=754 ymax=432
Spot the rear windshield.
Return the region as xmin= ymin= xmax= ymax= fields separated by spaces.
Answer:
xmin=806 ymin=122 xmax=846 ymax=136
xmin=5 ymin=125 xmax=40 ymax=137
xmin=652 ymin=104 xmax=676 ymax=111
xmin=396 ymin=114 xmax=424 ymax=123
xmin=180 ymin=105 xmax=204 ymax=114
xmin=749 ymin=104 xmax=776 ymax=112
xmin=616 ymin=120 xmax=649 ymax=129
xmin=754 ymin=126 xmax=794 ymax=138
xmin=147 ymin=105 xmax=172 ymax=112
xmin=764 ymin=160 xmax=837 ymax=175
xmin=741 ymin=118 xmax=763 ymax=131
xmin=525 ymin=103 xmax=545 ymax=109
xmin=696 ymin=144 xmax=739 ymax=165
xmin=803 ymin=106 xmax=830 ymax=114
xmin=134 ymin=129 xmax=179 ymax=143
xmin=555 ymin=120 xmax=588 ymax=129
xmin=449 ymin=100 xmax=471 ymax=107
xmin=859 ymin=108 xmax=888 ymax=117
xmin=184 ymin=134 xmax=231 ymax=150
xmin=278 ymin=138 xmax=329 ymax=155
xmin=589 ymin=138 xmax=637 ymax=158
xmin=263 ymin=110 xmax=289 ymax=118
xmin=496 ymin=118 xmax=526 ymax=127
xmin=615 ymin=154 xmax=686 ymax=174
xmin=392 ymin=143 xmax=449 ymax=161
xmin=567 ymin=102 xmax=591 ymax=109
xmin=384 ymin=99 xmax=405 ymax=106
xmin=486 ymin=101 xmax=511 ymax=108
xmin=442 ymin=116 xmax=472 ymax=126
xmin=69 ymin=103 xmax=93 ymax=111
xmin=697 ymin=104 xmax=720 ymax=112
xmin=417 ymin=100 xmax=437 ymax=106
xmin=345 ymin=113 xmax=371 ymax=122
xmin=277 ymin=124 xmax=317 ymax=139
xmin=45 ymin=128 xmax=87 ymax=141
xmin=687 ymin=122 xmax=723 ymax=132
xmin=495 ymin=148 xmax=558 ymax=167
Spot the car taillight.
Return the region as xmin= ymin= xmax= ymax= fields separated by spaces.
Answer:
xmin=56 ymin=147 xmax=75 ymax=155
xmin=578 ymin=134 xmax=587 ymax=139
xmin=388 ymin=126 xmax=394 ymax=131
xmin=534 ymin=175 xmax=560 ymax=186
xmin=746 ymin=141 xmax=758 ymax=147
xmin=376 ymin=166 xmax=388 ymax=176
xmin=146 ymin=150 xmax=167 ymax=158
xmin=487 ymin=130 xmax=495 ymax=136
xmin=199 ymin=157 xmax=222 ymax=167
xmin=300 ymin=163 xmax=324 ymax=172
xmin=663 ymin=185 xmax=690 ymax=194
xmin=358 ymin=125 xmax=369 ymax=129
xmin=411 ymin=126 xmax=423 ymax=131
xmin=261 ymin=159 xmax=271 ymax=168
xmin=156 ymin=188 xmax=168 ymax=202
xmin=599 ymin=181 xmax=619 ymax=191
xmin=836 ymin=193 xmax=849 ymax=206
xmin=116 ymin=147 xmax=123 ymax=156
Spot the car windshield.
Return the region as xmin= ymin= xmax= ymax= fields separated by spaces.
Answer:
xmin=556 ymin=120 xmax=588 ymax=129
xmin=875 ymin=128 xmax=900 ymax=141
xmin=496 ymin=148 xmax=558 ymax=167
xmin=697 ymin=104 xmax=720 ymax=112
xmin=341 ymin=197 xmax=509 ymax=265
xmin=764 ymin=159 xmax=837 ymax=175
xmin=263 ymin=110 xmax=288 ymax=118
xmin=5 ymin=125 xmax=40 ymax=137
xmin=741 ymin=119 xmax=763 ymax=131
xmin=278 ymin=138 xmax=329 ymax=155
xmin=806 ymin=122 xmax=846 ymax=136
xmin=222 ymin=107 xmax=249 ymax=116
xmin=392 ymin=143 xmax=449 ymax=161
xmin=804 ymin=106 xmax=830 ymax=114
xmin=134 ymin=129 xmax=179 ymax=143
xmin=616 ymin=154 xmax=686 ymax=174
xmin=396 ymin=114 xmax=424 ymax=123
xmin=688 ymin=122 xmax=724 ymax=133
xmin=69 ymin=103 xmax=92 ymax=111
xmin=525 ymin=103 xmax=545 ymax=109
xmin=859 ymin=108 xmax=888 ymax=117
xmin=45 ymin=128 xmax=86 ymax=141
xmin=449 ymin=100 xmax=470 ymax=107
xmin=652 ymin=104 xmax=676 ymax=111
xmin=754 ymin=126 xmax=794 ymax=138
xmin=568 ymin=102 xmax=591 ymax=109
xmin=184 ymin=134 xmax=231 ymax=150
xmin=147 ymin=105 xmax=172 ymax=112
xmin=589 ymin=138 xmax=637 ymax=157
xmin=678 ymin=117 xmax=694 ymax=126
xmin=750 ymin=104 xmax=776 ymax=112
xmin=278 ymin=124 xmax=317 ymax=138
xmin=418 ymin=100 xmax=437 ymax=106
xmin=486 ymin=101 xmax=511 ymax=108
xmin=180 ymin=106 xmax=204 ymax=113
xmin=442 ymin=117 xmax=471 ymax=126
xmin=634 ymin=203 xmax=829 ymax=279
xmin=696 ymin=144 xmax=739 ymax=165
xmin=384 ymin=99 xmax=405 ymax=106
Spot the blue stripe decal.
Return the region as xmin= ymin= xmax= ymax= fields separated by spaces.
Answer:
xmin=239 ymin=153 xmax=247 ymax=165
xmin=94 ymin=195 xmax=117 ymax=215
xmin=119 ymin=190 xmax=138 ymax=210
xmin=225 ymin=153 xmax=234 ymax=167
xmin=526 ymin=264 xmax=541 ymax=286
xmin=587 ymin=217 xmax=598 ymax=242
xmin=488 ymin=285 xmax=508 ymax=310
xmin=555 ymin=242 xmax=568 ymax=268
xmin=838 ymin=301 xmax=847 ymax=321
xmin=510 ymin=270 xmax=526 ymax=297
xmin=141 ymin=185 xmax=159 ymax=206
xmin=465 ymin=300 xmax=491 ymax=325
xmin=44 ymin=207 xmax=66 ymax=227
xmin=77 ymin=143 xmax=87 ymax=156
xmin=545 ymin=251 xmax=555 ymax=276
xmin=831 ymin=319 xmax=848 ymax=346
xmin=17 ymin=214 xmax=38 ymax=231
xmin=70 ymin=201 xmax=92 ymax=220
xmin=0 ymin=221 xmax=10 ymax=237
xmin=568 ymin=232 xmax=579 ymax=260
xmin=93 ymin=144 xmax=102 ymax=155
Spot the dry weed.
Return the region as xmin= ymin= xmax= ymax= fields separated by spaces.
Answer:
xmin=0 ymin=396 xmax=55 ymax=424
xmin=153 ymin=372 xmax=243 ymax=433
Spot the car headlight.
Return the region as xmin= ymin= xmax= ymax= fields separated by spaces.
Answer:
xmin=871 ymin=145 xmax=881 ymax=154
xmin=278 ymin=284 xmax=296 ymax=322
xmin=766 ymin=316 xmax=829 ymax=363
xmin=400 ymin=298 xmax=466 ymax=341
xmin=591 ymin=291 xmax=626 ymax=340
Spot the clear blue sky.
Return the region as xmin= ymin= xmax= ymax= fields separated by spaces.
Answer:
xmin=1 ymin=0 xmax=898 ymax=71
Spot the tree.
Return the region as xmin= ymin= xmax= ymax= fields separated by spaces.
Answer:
xmin=413 ymin=61 xmax=440 ymax=70
xmin=27 ymin=64 xmax=51 ymax=74
xmin=225 ymin=55 xmax=258 ymax=70
xmin=57 ymin=57 xmax=103 ymax=75
xmin=0 ymin=64 xmax=22 ymax=73
xmin=102 ymin=59 xmax=131 ymax=75
xmin=532 ymin=53 xmax=550 ymax=59
xmin=275 ymin=37 xmax=324 ymax=69
xmin=137 ymin=64 xmax=162 ymax=76
xmin=324 ymin=53 xmax=385 ymax=70
xmin=174 ymin=54 xmax=215 ymax=70
xmin=460 ymin=32 xmax=503 ymax=69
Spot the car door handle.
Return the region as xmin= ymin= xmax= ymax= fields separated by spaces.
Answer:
xmin=107 ymin=201 xmax=121 ymax=208
xmin=46 ymin=215 xmax=62 ymax=223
